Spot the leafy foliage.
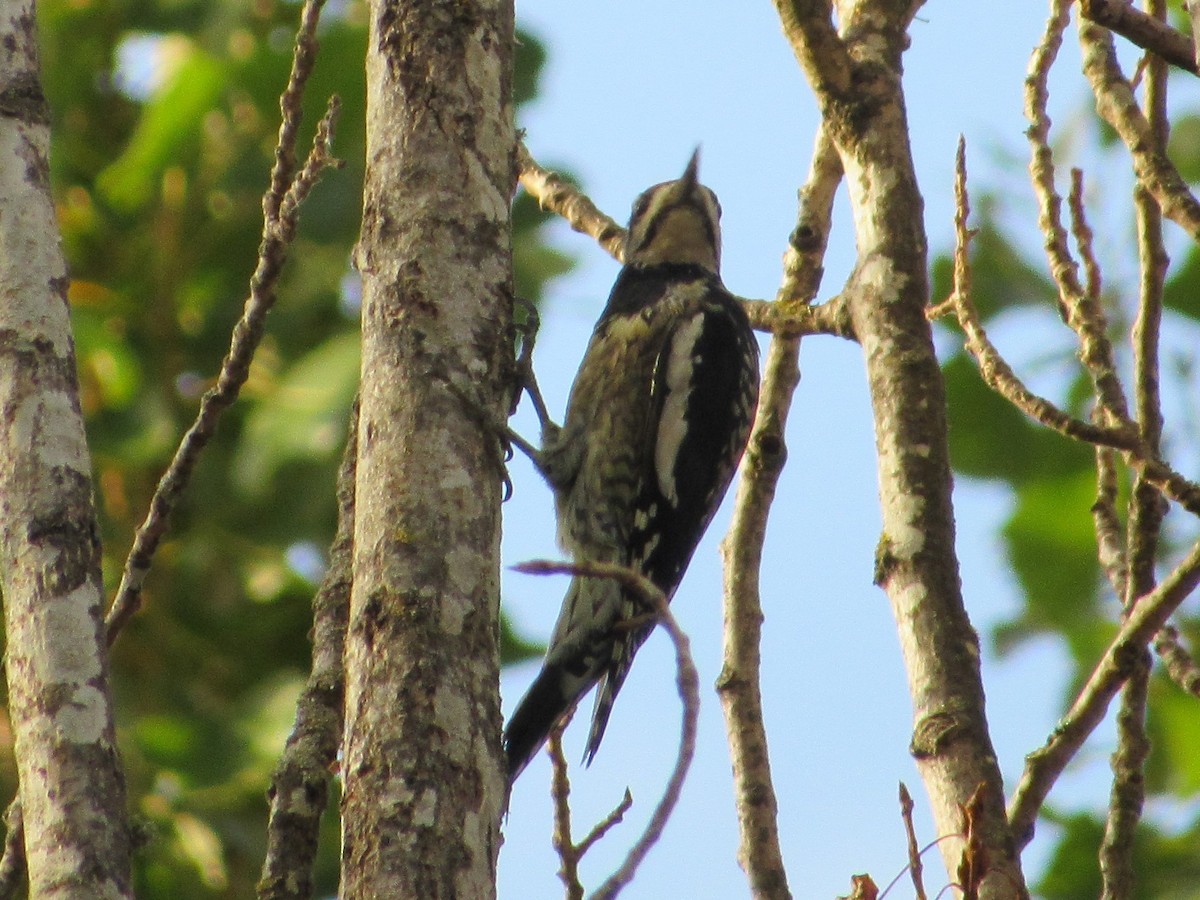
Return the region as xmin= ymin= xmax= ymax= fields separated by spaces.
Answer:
xmin=21 ymin=2 xmax=566 ymax=895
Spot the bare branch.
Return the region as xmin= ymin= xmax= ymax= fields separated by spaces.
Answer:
xmin=1092 ymin=443 xmax=1127 ymax=596
xmin=899 ymin=783 xmax=928 ymax=900
xmin=1080 ymin=0 xmax=1199 ymax=75
xmin=1126 ymin=19 xmax=1170 ymax=603
xmin=517 ymin=141 xmax=626 ymax=262
xmin=1008 ymin=537 xmax=1200 ymax=847
xmin=1079 ymin=17 xmax=1200 ymax=241
xmin=771 ymin=0 xmax=852 ymax=97
xmin=547 ymin=727 xmax=586 ymax=900
xmin=511 ymin=559 xmax=698 ymax=900
xmin=576 ymin=791 xmax=634 ymax=859
xmin=1099 ymin=25 xmax=1169 ymax=895
xmin=717 ymin=127 xmax=841 ymax=900
xmin=258 ymin=400 xmax=356 ymax=900
xmin=544 ymin=722 xmax=633 ymax=900
xmin=1154 ymin=625 xmax=1200 ymax=696
xmin=946 ymin=140 xmax=1136 ymax=452
xmin=947 ymin=141 xmax=1200 ymax=521
xmin=1099 ymin=648 xmax=1150 ymax=900
xmin=1026 ymin=3 xmax=1130 ymax=420
xmin=106 ymin=0 xmax=341 ymax=641
xmin=745 ymin=295 xmax=857 ymax=340
xmin=1068 ymin=169 xmax=1103 ymax=304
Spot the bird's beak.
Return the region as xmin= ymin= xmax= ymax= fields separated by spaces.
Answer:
xmin=681 ymin=148 xmax=701 ymax=190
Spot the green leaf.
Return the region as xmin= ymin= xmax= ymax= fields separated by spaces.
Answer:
xmin=1163 ymin=244 xmax=1200 ymax=323
xmin=501 ymin=614 xmax=543 ymax=666
xmin=1168 ymin=114 xmax=1200 ymax=185
xmin=994 ymin=469 xmax=1106 ymax=660
xmin=97 ymin=39 xmax=226 ymax=213
xmin=233 ymin=332 xmax=361 ymax=493
xmin=943 ymin=353 xmax=1092 ymax=482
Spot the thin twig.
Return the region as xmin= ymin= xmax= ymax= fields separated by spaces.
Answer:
xmin=546 ymin=722 xmax=633 ymax=900
xmin=771 ymin=0 xmax=853 ymax=97
xmin=548 ymin=726 xmax=586 ymax=900
xmin=511 ymin=559 xmax=698 ymax=900
xmin=717 ymin=127 xmax=841 ymax=900
xmin=1026 ymin=2 xmax=1130 ymax=420
xmin=947 ymin=141 xmax=1200 ymax=518
xmin=1079 ymin=17 xmax=1200 ymax=241
xmin=576 ymin=790 xmax=634 ymax=858
xmin=1079 ymin=0 xmax=1199 ymax=75
xmin=1154 ymin=625 xmax=1200 ymax=696
xmin=1068 ymin=169 xmax=1103 ymax=304
xmin=947 ymin=139 xmax=1135 ymax=452
xmin=1098 ymin=647 xmax=1151 ymax=900
xmin=1092 ymin=442 xmax=1127 ymax=596
xmin=517 ymin=141 xmax=626 ymax=263
xmin=899 ymin=783 xmax=928 ymax=900
xmin=544 ymin=729 xmax=638 ymax=897
xmin=879 ymin=835 xmax=963 ymax=900
xmin=1099 ymin=18 xmax=1170 ymax=895
xmin=105 ymin=0 xmax=342 ymax=642
xmin=258 ymin=399 xmax=356 ymax=900
xmin=1007 ymin=536 xmax=1200 ymax=847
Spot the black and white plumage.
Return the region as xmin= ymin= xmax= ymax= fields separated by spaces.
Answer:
xmin=504 ymin=152 xmax=760 ymax=783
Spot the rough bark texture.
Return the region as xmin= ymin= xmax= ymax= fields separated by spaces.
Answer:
xmin=0 ymin=3 xmax=132 ymax=896
xmin=832 ymin=12 xmax=1024 ymax=898
xmin=340 ymin=1 xmax=513 ymax=897
xmin=774 ymin=1 xmax=1026 ymax=894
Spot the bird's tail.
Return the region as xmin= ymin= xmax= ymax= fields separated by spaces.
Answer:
xmin=504 ymin=575 xmax=618 ymax=782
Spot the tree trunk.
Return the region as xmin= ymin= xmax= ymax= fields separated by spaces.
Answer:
xmin=340 ymin=0 xmax=514 ymax=896
xmin=0 ymin=2 xmax=132 ymax=895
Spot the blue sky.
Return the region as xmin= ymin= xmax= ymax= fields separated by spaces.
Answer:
xmin=495 ymin=2 xmax=1181 ymax=897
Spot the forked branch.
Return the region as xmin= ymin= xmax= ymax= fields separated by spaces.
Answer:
xmin=513 ymin=559 xmax=698 ymax=900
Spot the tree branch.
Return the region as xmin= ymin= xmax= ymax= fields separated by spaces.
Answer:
xmin=547 ymin=727 xmax=586 ymax=900
xmin=1079 ymin=16 xmax=1200 ymax=241
xmin=105 ymin=0 xmax=341 ymax=641
xmin=771 ymin=0 xmax=853 ymax=97
xmin=1007 ymin=537 xmax=1200 ymax=847
xmin=258 ymin=400 xmax=356 ymax=900
xmin=776 ymin=0 xmax=1025 ymax=890
xmin=512 ymin=559 xmax=698 ymax=900
xmin=517 ymin=141 xmax=626 ymax=263
xmin=544 ymin=724 xmax=633 ymax=900
xmin=1154 ymin=625 xmax=1200 ymax=697
xmin=1099 ymin=19 xmax=1169 ymax=893
xmin=1080 ymin=0 xmax=1199 ymax=75
xmin=716 ymin=127 xmax=841 ymax=900
xmin=1026 ymin=1 xmax=1130 ymax=420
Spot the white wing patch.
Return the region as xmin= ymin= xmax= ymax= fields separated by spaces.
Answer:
xmin=654 ymin=312 xmax=707 ymax=505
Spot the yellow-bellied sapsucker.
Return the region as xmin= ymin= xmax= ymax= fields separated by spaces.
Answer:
xmin=504 ymin=151 xmax=760 ymax=782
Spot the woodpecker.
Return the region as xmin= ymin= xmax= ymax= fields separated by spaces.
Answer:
xmin=504 ymin=151 xmax=760 ymax=783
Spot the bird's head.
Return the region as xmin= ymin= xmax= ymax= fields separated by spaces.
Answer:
xmin=623 ymin=149 xmax=722 ymax=274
